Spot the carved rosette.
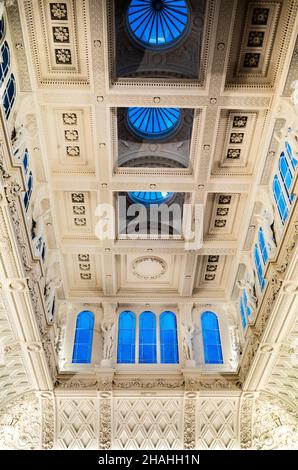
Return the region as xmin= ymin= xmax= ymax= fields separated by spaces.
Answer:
xmin=183 ymin=398 xmax=196 ymax=449
xmin=99 ymin=398 xmax=112 ymax=450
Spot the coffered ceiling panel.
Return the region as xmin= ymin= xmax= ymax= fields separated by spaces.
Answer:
xmin=24 ymin=0 xmax=90 ymax=86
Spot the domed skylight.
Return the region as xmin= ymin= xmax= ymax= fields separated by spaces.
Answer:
xmin=128 ymin=191 xmax=174 ymax=205
xmin=127 ymin=107 xmax=181 ymax=140
xmin=127 ymin=0 xmax=189 ymax=49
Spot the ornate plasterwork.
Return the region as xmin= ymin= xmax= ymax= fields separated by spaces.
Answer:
xmin=183 ymin=397 xmax=196 ymax=449
xmin=239 ymin=396 xmax=254 ymax=449
xmin=0 ymin=392 xmax=41 ymax=449
xmin=252 ymin=393 xmax=298 ymax=449
xmin=131 ymin=256 xmax=168 ymax=281
xmin=40 ymin=394 xmax=55 ymax=449
xmin=99 ymin=398 xmax=112 ymax=450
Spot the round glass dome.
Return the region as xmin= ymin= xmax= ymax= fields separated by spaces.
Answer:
xmin=127 ymin=0 xmax=189 ymax=49
xmin=128 ymin=191 xmax=174 ymax=205
xmin=127 ymin=107 xmax=181 ymax=140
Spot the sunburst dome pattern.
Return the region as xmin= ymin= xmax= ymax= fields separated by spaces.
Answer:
xmin=127 ymin=0 xmax=189 ymax=49
xmin=127 ymin=107 xmax=181 ymax=139
xmin=128 ymin=191 xmax=174 ymax=205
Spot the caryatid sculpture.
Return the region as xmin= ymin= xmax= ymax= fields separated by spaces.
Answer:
xmin=101 ymin=321 xmax=116 ymax=363
xmin=181 ymin=322 xmax=195 ymax=364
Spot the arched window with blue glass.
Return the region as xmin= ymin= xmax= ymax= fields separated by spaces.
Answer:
xmin=258 ymin=227 xmax=268 ymax=265
xmin=127 ymin=0 xmax=190 ymax=50
xmin=0 ymin=41 xmax=10 ymax=86
xmin=2 ymin=73 xmax=16 ymax=119
xmin=0 ymin=17 xmax=5 ymax=44
xmin=285 ymin=141 xmax=298 ymax=170
xmin=254 ymin=244 xmax=265 ymax=291
xmin=239 ymin=288 xmax=251 ymax=329
xmin=117 ymin=310 xmax=136 ymax=364
xmin=160 ymin=311 xmax=179 ymax=364
xmin=72 ymin=310 xmax=95 ymax=364
xmin=279 ymin=152 xmax=294 ymax=200
xmin=139 ymin=311 xmax=157 ymax=363
xmin=201 ymin=311 xmax=223 ymax=364
xmin=23 ymin=170 xmax=33 ymax=211
xmin=273 ymin=175 xmax=289 ymax=224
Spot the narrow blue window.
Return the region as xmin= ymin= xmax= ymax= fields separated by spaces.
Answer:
xmin=117 ymin=311 xmax=136 ymax=364
xmin=23 ymin=171 xmax=33 ymax=211
xmin=160 ymin=311 xmax=179 ymax=364
xmin=273 ymin=175 xmax=289 ymax=224
xmin=22 ymin=149 xmax=29 ymax=174
xmin=72 ymin=311 xmax=94 ymax=364
xmin=254 ymin=244 xmax=265 ymax=291
xmin=2 ymin=73 xmax=16 ymax=119
xmin=279 ymin=152 xmax=293 ymax=198
xmin=258 ymin=227 xmax=268 ymax=264
xmin=201 ymin=311 xmax=223 ymax=364
xmin=240 ymin=296 xmax=247 ymax=329
xmin=243 ymin=289 xmax=251 ymax=317
xmin=0 ymin=18 xmax=5 ymax=43
xmin=0 ymin=41 xmax=10 ymax=86
xmin=285 ymin=141 xmax=298 ymax=170
xmin=139 ymin=311 xmax=157 ymax=363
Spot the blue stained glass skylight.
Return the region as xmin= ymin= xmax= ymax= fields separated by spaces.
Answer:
xmin=127 ymin=0 xmax=189 ymax=49
xmin=127 ymin=107 xmax=181 ymax=140
xmin=128 ymin=191 xmax=174 ymax=205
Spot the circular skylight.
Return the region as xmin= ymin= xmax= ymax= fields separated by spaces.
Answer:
xmin=127 ymin=107 xmax=181 ymax=140
xmin=127 ymin=0 xmax=189 ymax=49
xmin=128 ymin=191 xmax=174 ymax=205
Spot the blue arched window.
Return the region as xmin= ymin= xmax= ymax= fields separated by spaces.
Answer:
xmin=127 ymin=107 xmax=181 ymax=140
xmin=285 ymin=141 xmax=298 ymax=170
xmin=139 ymin=311 xmax=157 ymax=363
xmin=72 ymin=311 xmax=94 ymax=364
xmin=23 ymin=171 xmax=33 ymax=211
xmin=279 ymin=152 xmax=293 ymax=198
xmin=160 ymin=311 xmax=179 ymax=364
xmin=240 ymin=296 xmax=247 ymax=329
xmin=128 ymin=191 xmax=174 ymax=206
xmin=273 ymin=175 xmax=289 ymax=224
xmin=2 ymin=73 xmax=16 ymax=119
xmin=254 ymin=244 xmax=265 ymax=291
xmin=0 ymin=18 xmax=5 ymax=44
xmin=117 ymin=310 xmax=136 ymax=364
xmin=0 ymin=41 xmax=10 ymax=86
xmin=201 ymin=312 xmax=223 ymax=364
xmin=22 ymin=149 xmax=29 ymax=174
xmin=127 ymin=0 xmax=189 ymax=49
xmin=239 ymin=289 xmax=251 ymax=329
xmin=258 ymin=227 xmax=268 ymax=265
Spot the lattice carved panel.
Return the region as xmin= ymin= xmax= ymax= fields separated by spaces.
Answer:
xmin=196 ymin=398 xmax=240 ymax=449
xmin=55 ymin=397 xmax=98 ymax=449
xmin=113 ymin=398 xmax=183 ymax=449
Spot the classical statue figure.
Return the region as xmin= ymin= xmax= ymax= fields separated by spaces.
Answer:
xmin=44 ymin=275 xmax=62 ymax=321
xmin=101 ymin=321 xmax=116 ymax=361
xmin=255 ymin=210 xmax=277 ymax=258
xmin=236 ymin=278 xmax=258 ymax=316
xmin=228 ymin=325 xmax=241 ymax=369
xmin=181 ymin=322 xmax=195 ymax=361
xmin=31 ymin=208 xmax=50 ymax=257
